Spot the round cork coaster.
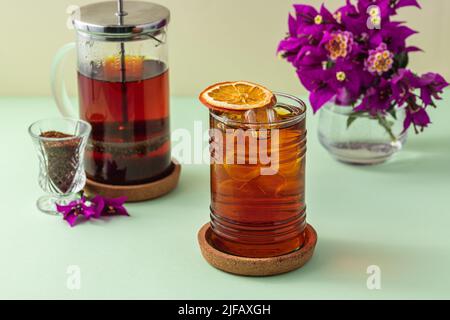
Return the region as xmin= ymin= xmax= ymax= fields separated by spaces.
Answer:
xmin=198 ymin=223 xmax=317 ymax=277
xmin=84 ymin=159 xmax=181 ymax=203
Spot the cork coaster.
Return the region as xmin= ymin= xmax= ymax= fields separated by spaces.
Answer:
xmin=84 ymin=159 xmax=181 ymax=203
xmin=198 ymin=223 xmax=317 ymax=276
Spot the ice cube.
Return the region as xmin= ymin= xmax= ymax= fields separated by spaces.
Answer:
xmin=223 ymin=163 xmax=261 ymax=183
xmin=274 ymin=105 xmax=293 ymax=119
xmin=266 ymin=108 xmax=276 ymax=123
xmin=217 ymin=179 xmax=254 ymax=196
xmin=276 ymin=180 xmax=303 ymax=197
xmin=253 ymin=174 xmax=287 ymax=196
xmin=244 ymin=109 xmax=256 ymax=123
xmin=224 ymin=111 xmax=245 ymax=122
xmin=218 ymin=106 xmax=286 ymax=126
xmin=244 ymin=107 xmax=280 ymax=124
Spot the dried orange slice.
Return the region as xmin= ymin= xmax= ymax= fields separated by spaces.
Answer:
xmin=199 ymin=81 xmax=276 ymax=111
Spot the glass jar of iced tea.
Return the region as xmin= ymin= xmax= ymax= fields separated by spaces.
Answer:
xmin=52 ymin=1 xmax=172 ymax=186
xmin=209 ymin=93 xmax=307 ymax=258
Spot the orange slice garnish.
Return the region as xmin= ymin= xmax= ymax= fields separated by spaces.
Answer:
xmin=199 ymin=81 xmax=276 ymax=111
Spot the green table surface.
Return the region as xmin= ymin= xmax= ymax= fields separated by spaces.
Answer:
xmin=0 ymin=94 xmax=449 ymax=300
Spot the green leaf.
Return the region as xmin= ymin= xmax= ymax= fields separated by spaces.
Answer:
xmin=388 ymin=108 xmax=397 ymax=120
xmin=395 ymin=52 xmax=409 ymax=69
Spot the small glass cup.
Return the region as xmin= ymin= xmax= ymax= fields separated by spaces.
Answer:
xmin=28 ymin=118 xmax=91 ymax=214
xmin=209 ymin=93 xmax=307 ymax=258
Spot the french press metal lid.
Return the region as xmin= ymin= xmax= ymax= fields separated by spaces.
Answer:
xmin=72 ymin=0 xmax=170 ymax=40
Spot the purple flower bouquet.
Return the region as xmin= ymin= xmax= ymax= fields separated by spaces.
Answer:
xmin=278 ymin=0 xmax=448 ymax=150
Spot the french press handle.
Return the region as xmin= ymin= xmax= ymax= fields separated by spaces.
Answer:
xmin=50 ymin=42 xmax=77 ymax=118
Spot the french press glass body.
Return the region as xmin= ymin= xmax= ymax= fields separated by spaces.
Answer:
xmin=52 ymin=1 xmax=172 ymax=186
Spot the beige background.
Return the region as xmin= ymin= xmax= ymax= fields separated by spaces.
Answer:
xmin=1 ymin=0 xmax=449 ymax=97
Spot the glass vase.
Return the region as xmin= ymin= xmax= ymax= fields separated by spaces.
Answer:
xmin=318 ymin=104 xmax=407 ymax=165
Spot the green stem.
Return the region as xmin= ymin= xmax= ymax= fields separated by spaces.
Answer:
xmin=376 ymin=115 xmax=397 ymax=142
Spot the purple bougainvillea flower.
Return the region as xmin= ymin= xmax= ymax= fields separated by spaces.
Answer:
xmin=404 ymin=107 xmax=431 ymax=131
xmin=292 ymin=4 xmax=322 ymax=35
xmin=56 ymin=195 xmax=129 ymax=227
xmin=293 ymin=3 xmax=335 ymax=36
xmin=279 ymin=4 xmax=337 ymax=64
xmin=391 ymin=69 xmax=420 ymax=106
xmin=369 ymin=22 xmax=418 ymax=53
xmin=392 ymin=0 xmax=421 ymax=13
xmin=101 ymin=197 xmax=129 ymax=217
xmin=309 ymin=84 xmax=336 ymax=113
xmin=330 ymin=61 xmax=362 ymax=96
xmin=355 ymin=78 xmax=394 ymax=115
xmin=277 ymin=34 xmax=312 ymax=64
xmin=90 ymin=195 xmax=129 ymax=217
xmin=418 ymin=73 xmax=449 ymax=106
xmin=56 ymin=197 xmax=97 ymax=227
xmin=277 ymin=15 xmax=304 ymax=54
xmin=300 ymin=43 xmax=328 ymax=65
xmin=299 ymin=65 xmax=359 ymax=112
xmin=335 ymin=1 xmax=365 ymax=34
xmin=296 ymin=66 xmax=334 ymax=112
xmin=335 ymin=0 xmax=358 ymax=22
xmin=277 ymin=0 xmax=448 ymax=136
xmin=90 ymin=195 xmax=105 ymax=219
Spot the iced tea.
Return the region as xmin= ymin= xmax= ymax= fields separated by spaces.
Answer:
xmin=209 ymin=93 xmax=307 ymax=258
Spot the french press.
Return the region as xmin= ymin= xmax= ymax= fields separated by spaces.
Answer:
xmin=52 ymin=1 xmax=179 ymax=200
